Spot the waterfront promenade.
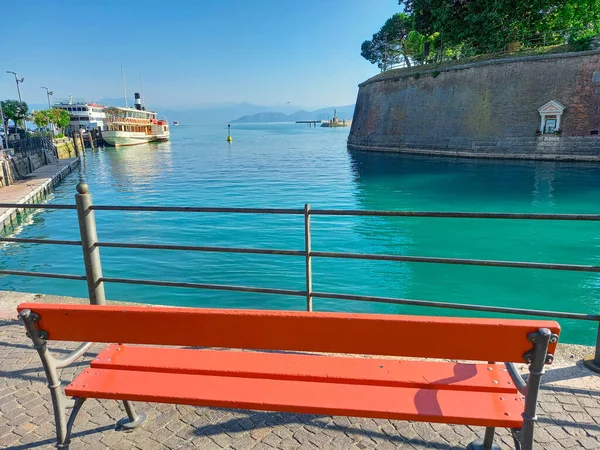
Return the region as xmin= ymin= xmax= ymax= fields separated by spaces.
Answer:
xmin=0 ymin=157 xmax=79 ymax=232
xmin=1 ymin=291 xmax=600 ymax=449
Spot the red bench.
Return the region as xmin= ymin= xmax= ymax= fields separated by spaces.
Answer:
xmin=17 ymin=303 xmax=560 ymax=449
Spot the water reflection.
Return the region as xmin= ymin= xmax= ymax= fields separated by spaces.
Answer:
xmin=103 ymin=142 xmax=173 ymax=191
xmin=532 ymin=163 xmax=556 ymax=207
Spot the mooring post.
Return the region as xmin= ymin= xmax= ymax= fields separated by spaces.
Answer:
xmin=72 ymin=132 xmax=79 ymax=157
xmin=75 ymin=182 xmax=106 ymax=305
xmin=304 ymin=203 xmax=313 ymax=312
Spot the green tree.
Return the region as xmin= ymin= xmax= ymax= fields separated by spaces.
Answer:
xmin=32 ymin=110 xmax=50 ymax=132
xmin=361 ymin=13 xmax=415 ymax=70
xmin=49 ymin=108 xmax=70 ymax=134
xmin=1 ymin=100 xmax=29 ymax=134
xmin=400 ymin=0 xmax=600 ymax=53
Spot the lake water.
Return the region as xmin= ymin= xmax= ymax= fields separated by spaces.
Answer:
xmin=1 ymin=123 xmax=599 ymax=344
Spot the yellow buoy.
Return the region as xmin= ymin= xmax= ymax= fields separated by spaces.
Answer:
xmin=227 ymin=124 xmax=232 ymax=142
xmin=227 ymin=135 xmax=232 ymax=142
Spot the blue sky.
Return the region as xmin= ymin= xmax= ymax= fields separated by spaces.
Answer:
xmin=1 ymin=1 xmax=399 ymax=110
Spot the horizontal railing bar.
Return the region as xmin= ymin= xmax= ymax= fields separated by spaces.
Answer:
xmin=96 ymin=242 xmax=305 ymax=256
xmin=100 ymin=277 xmax=306 ymax=297
xmin=2 ymin=203 xmax=598 ymax=221
xmin=93 ymin=243 xmax=600 ymax=273
xmin=0 ymin=203 xmax=76 ymax=210
xmin=311 ymin=291 xmax=600 ymax=321
xmin=91 ymin=205 xmax=305 ymax=214
xmin=0 ymin=238 xmax=82 ymax=246
xmin=0 ymin=270 xmax=86 ymax=281
xmin=311 ymin=251 xmax=600 ymax=273
xmin=311 ymin=210 xmax=600 ymax=220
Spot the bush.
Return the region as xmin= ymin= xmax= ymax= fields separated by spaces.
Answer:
xmin=569 ymin=33 xmax=595 ymax=51
xmin=432 ymin=70 xmax=441 ymax=78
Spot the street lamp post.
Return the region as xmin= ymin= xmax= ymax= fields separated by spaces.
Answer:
xmin=6 ymin=71 xmax=25 ymax=134
xmin=0 ymin=101 xmax=7 ymax=149
xmin=41 ymin=87 xmax=55 ymax=137
xmin=41 ymin=87 xmax=53 ymax=108
xmin=6 ymin=71 xmax=24 ymax=102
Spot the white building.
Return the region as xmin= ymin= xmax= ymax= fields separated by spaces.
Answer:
xmin=53 ymin=98 xmax=107 ymax=133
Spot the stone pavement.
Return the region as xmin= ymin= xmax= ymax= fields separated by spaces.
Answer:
xmin=0 ymin=157 xmax=79 ymax=232
xmin=1 ymin=291 xmax=600 ymax=449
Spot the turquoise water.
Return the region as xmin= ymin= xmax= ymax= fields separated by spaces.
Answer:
xmin=1 ymin=123 xmax=599 ymax=344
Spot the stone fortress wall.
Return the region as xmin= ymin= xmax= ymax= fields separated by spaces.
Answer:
xmin=348 ymin=50 xmax=600 ymax=161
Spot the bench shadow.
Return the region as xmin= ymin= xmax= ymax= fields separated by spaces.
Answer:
xmin=4 ymin=424 xmax=114 ymax=450
xmin=0 ymin=339 xmax=83 ymax=354
xmin=413 ymin=363 xmax=478 ymax=417
xmin=538 ymin=415 xmax=600 ymax=432
xmin=0 ymin=352 xmax=97 ymax=384
xmin=193 ymin=409 xmax=457 ymax=447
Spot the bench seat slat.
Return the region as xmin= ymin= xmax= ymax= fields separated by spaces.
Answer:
xmin=65 ymin=368 xmax=524 ymax=428
xmin=91 ymin=345 xmax=517 ymax=393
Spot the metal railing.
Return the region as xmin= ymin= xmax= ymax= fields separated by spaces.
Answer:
xmin=1 ymin=182 xmax=600 ymax=371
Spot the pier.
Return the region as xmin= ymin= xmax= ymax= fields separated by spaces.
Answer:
xmin=296 ymin=120 xmax=323 ymax=128
xmin=0 ymin=157 xmax=79 ymax=232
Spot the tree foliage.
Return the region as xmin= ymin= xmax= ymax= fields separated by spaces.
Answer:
xmin=1 ymin=100 xmax=29 ymax=132
xmin=49 ymin=108 xmax=70 ymax=131
xmin=361 ymin=13 xmax=415 ymax=70
xmin=32 ymin=110 xmax=50 ymax=131
xmin=400 ymin=0 xmax=600 ymax=52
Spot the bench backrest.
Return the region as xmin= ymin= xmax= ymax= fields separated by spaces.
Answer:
xmin=17 ymin=303 xmax=560 ymax=363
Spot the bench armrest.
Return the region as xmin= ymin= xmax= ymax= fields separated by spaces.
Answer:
xmin=56 ymin=342 xmax=93 ymax=369
xmin=504 ymin=362 xmax=528 ymax=395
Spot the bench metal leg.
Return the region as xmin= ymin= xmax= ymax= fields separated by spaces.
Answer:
xmin=467 ymin=427 xmax=502 ymax=450
xmin=19 ymin=310 xmax=90 ymax=449
xmin=58 ymin=397 xmax=87 ymax=448
xmin=117 ymin=401 xmax=148 ymax=430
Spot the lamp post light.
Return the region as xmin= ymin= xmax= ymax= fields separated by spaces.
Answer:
xmin=41 ymin=86 xmax=53 ymax=108
xmin=6 ymin=71 xmax=24 ymax=102
xmin=41 ymin=87 xmax=55 ymax=137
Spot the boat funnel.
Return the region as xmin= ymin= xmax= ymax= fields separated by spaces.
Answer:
xmin=134 ymin=93 xmax=142 ymax=111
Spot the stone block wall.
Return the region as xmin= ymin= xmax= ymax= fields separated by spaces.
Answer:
xmin=348 ymin=50 xmax=600 ymax=160
xmin=5 ymin=151 xmax=49 ymax=182
xmin=56 ymin=140 xmax=77 ymax=159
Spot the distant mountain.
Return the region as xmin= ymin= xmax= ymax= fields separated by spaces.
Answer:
xmin=161 ymin=103 xmax=298 ymax=125
xmin=26 ymin=99 xmax=355 ymax=126
xmin=232 ymin=105 xmax=355 ymax=123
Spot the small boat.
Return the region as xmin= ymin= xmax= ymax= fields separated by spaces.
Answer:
xmin=102 ymin=93 xmax=170 ymax=147
xmin=173 ymin=120 xmax=179 ymax=126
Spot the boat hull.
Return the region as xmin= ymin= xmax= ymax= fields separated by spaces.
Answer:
xmin=102 ymin=130 xmax=170 ymax=147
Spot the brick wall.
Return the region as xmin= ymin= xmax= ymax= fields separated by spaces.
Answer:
xmin=348 ymin=50 xmax=600 ymax=160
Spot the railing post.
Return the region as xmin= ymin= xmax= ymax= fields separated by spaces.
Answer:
xmin=583 ymin=321 xmax=600 ymax=373
xmin=75 ymin=182 xmax=106 ymax=305
xmin=304 ymin=203 xmax=313 ymax=312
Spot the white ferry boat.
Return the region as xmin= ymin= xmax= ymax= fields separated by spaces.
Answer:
xmin=53 ymin=97 xmax=107 ymax=133
xmin=102 ymin=93 xmax=170 ymax=147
